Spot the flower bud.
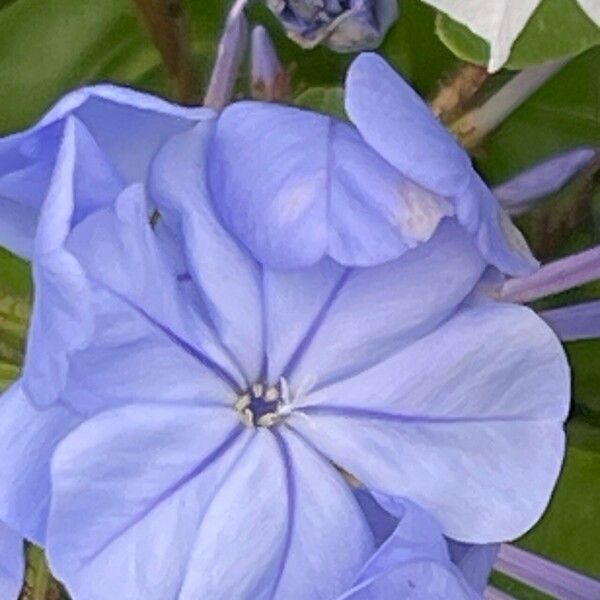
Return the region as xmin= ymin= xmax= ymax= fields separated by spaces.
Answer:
xmin=251 ymin=26 xmax=291 ymax=101
xmin=266 ymin=0 xmax=399 ymax=52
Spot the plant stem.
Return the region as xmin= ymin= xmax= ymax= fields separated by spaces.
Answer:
xmin=452 ymin=59 xmax=568 ymax=148
xmin=430 ymin=63 xmax=488 ymax=124
xmin=132 ymin=0 xmax=200 ymax=103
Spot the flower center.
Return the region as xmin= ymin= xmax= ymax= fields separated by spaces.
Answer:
xmin=235 ymin=379 xmax=290 ymax=428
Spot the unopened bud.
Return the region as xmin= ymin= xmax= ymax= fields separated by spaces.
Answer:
xmin=266 ymin=0 xmax=399 ymax=52
xmin=251 ymin=26 xmax=292 ymax=101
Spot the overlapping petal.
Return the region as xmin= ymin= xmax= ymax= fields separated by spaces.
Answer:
xmin=0 ymin=522 xmax=23 ymax=600
xmin=48 ymin=404 xmax=249 ymax=600
xmin=338 ymin=498 xmax=477 ymax=599
xmin=210 ymin=101 xmax=451 ymax=268
xmin=179 ymin=429 xmax=372 ymax=599
xmin=0 ymin=382 xmax=81 ymax=543
xmin=0 ymin=85 xmax=212 ymax=259
xmin=64 ymin=183 xmax=245 ymax=405
xmin=148 ymin=123 xmax=264 ymax=382
xmin=47 ymin=404 xmax=373 ymax=600
xmin=345 ymin=52 xmax=537 ymax=276
xmin=275 ymin=219 xmax=485 ymax=388
xmin=289 ymin=302 xmax=570 ymax=542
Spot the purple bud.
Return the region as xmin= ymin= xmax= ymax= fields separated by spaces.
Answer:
xmin=541 ymin=300 xmax=600 ymax=342
xmin=251 ymin=26 xmax=291 ymax=101
xmin=494 ymin=147 xmax=597 ymax=216
xmin=499 ymin=245 xmax=600 ymax=303
xmin=267 ymin=0 xmax=399 ymax=52
xmin=204 ymin=9 xmax=249 ymax=110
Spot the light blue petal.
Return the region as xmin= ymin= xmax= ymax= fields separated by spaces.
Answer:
xmin=283 ymin=219 xmax=485 ymax=388
xmin=0 ymin=113 xmax=122 ymax=259
xmin=179 ymin=428 xmax=373 ymax=599
xmin=62 ymin=292 xmax=234 ymax=416
xmin=16 ymin=116 xmax=123 ymax=406
xmin=65 ymin=183 xmax=245 ymax=395
xmin=263 ymin=257 xmax=346 ymax=383
xmin=0 ymin=85 xmax=212 ymax=258
xmin=345 ymin=54 xmax=470 ymax=196
xmin=48 ymin=404 xmax=250 ymax=600
xmin=211 ymin=101 xmax=451 ymax=268
xmin=291 ymin=302 xmax=570 ymax=542
xmin=353 ymin=487 xmax=398 ymax=548
xmin=148 ymin=123 xmax=264 ymax=382
xmin=447 ymin=541 xmax=499 ymax=594
xmin=345 ymin=53 xmax=537 ymax=276
xmin=0 ymin=522 xmax=23 ymax=600
xmin=338 ymin=498 xmax=477 ymax=600
xmin=494 ymin=147 xmax=596 ymax=214
xmin=0 ymin=382 xmax=80 ymax=543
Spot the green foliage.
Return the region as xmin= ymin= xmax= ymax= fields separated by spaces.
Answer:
xmin=294 ymin=87 xmax=345 ymax=119
xmin=0 ymin=0 xmax=161 ymax=134
xmin=381 ymin=0 xmax=458 ymax=97
xmin=436 ymin=0 xmax=600 ymax=70
xmin=475 ymin=47 xmax=600 ymax=183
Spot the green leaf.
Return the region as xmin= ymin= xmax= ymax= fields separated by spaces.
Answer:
xmin=22 ymin=543 xmax=70 ymax=600
xmin=476 ymin=47 xmax=600 ymax=184
xmin=294 ymin=87 xmax=345 ymax=119
xmin=0 ymin=362 xmax=19 ymax=392
xmin=381 ymin=0 xmax=458 ymax=97
xmin=565 ymin=339 xmax=600 ymax=423
xmin=0 ymin=247 xmax=31 ymax=298
xmin=0 ymin=250 xmax=31 ymax=376
xmin=517 ymin=418 xmax=600 ymax=577
xmin=0 ymin=291 xmax=29 ymax=364
xmin=0 ymin=0 xmax=165 ymax=134
xmin=435 ymin=0 xmax=600 ymax=70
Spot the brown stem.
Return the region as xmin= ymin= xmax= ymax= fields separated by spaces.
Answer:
xmin=430 ymin=63 xmax=489 ymax=125
xmin=132 ymin=0 xmax=200 ymax=103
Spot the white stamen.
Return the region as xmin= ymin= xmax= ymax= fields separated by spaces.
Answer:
xmin=265 ymin=386 xmax=280 ymax=403
xmin=257 ymin=413 xmax=280 ymax=428
xmin=240 ymin=407 xmax=254 ymax=428
xmin=234 ymin=393 xmax=251 ymax=412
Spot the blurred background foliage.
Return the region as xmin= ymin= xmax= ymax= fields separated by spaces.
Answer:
xmin=0 ymin=0 xmax=599 ymax=598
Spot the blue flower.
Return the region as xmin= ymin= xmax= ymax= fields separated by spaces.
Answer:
xmin=0 ymin=54 xmax=569 ymax=598
xmin=266 ymin=0 xmax=399 ymax=52
xmin=210 ymin=53 xmax=537 ymax=274
xmin=341 ymin=492 xmax=487 ymax=599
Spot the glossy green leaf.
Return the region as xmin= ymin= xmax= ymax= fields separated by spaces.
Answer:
xmin=381 ymin=0 xmax=458 ymax=97
xmin=0 ymin=248 xmax=31 ymax=298
xmin=294 ymin=87 xmax=345 ymax=119
xmin=0 ymin=0 xmax=163 ymax=134
xmin=0 ymin=362 xmax=19 ymax=393
xmin=435 ymin=0 xmax=600 ymax=70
